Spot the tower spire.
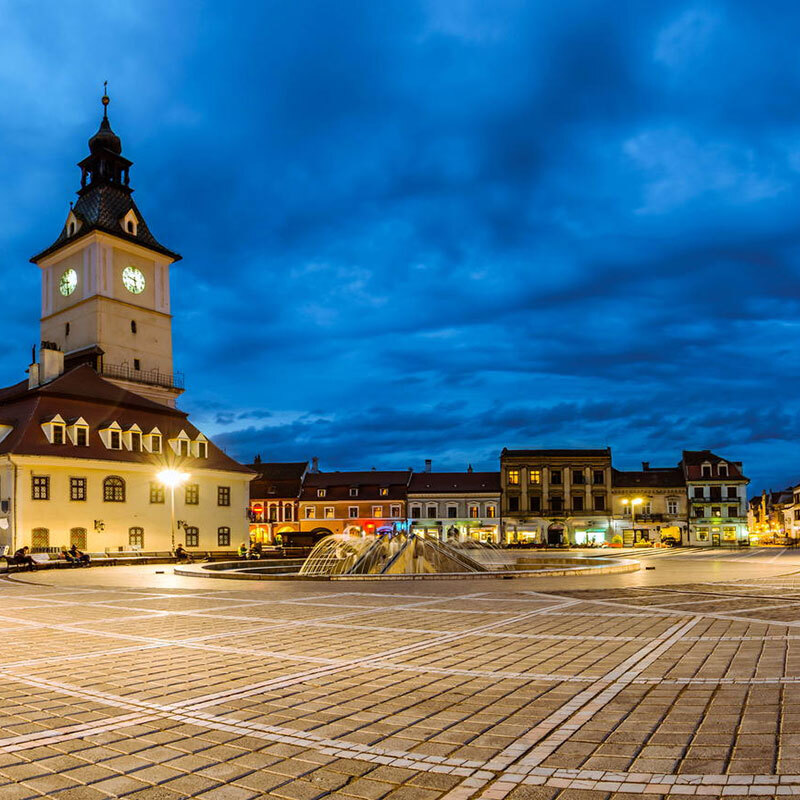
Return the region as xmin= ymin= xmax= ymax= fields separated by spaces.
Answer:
xmin=102 ymin=81 xmax=109 ymax=119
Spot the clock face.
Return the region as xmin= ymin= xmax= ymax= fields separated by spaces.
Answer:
xmin=59 ymin=269 xmax=77 ymax=297
xmin=122 ymin=266 xmax=146 ymax=294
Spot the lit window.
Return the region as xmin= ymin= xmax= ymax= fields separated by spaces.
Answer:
xmin=486 ymin=505 xmax=496 ymax=518
xmin=305 ymin=507 xmax=315 ymax=519
xmin=469 ymin=506 xmax=479 ymax=518
xmin=150 ymin=483 xmax=165 ymax=504
xmin=129 ymin=527 xmax=144 ymax=548
xmin=529 ymin=469 xmax=541 ymax=484
xmin=32 ymin=475 xmax=50 ymax=500
xmin=185 ymin=484 xmax=199 ymax=505
xmin=324 ymin=507 xmax=335 ymax=519
xmin=184 ymin=527 xmax=199 ymax=547
xmin=317 ymin=489 xmax=326 ymax=498
xmin=372 ymin=505 xmax=382 ymax=517
xmin=508 ymin=469 xmax=520 ymax=486
xmin=70 ymin=477 xmax=87 ymax=501
xmin=380 ymin=488 xmax=389 ymax=496
xmin=103 ymin=476 xmax=125 ymax=502
xmin=217 ymin=486 xmax=231 ymax=506
xmin=217 ymin=527 xmax=231 ymax=547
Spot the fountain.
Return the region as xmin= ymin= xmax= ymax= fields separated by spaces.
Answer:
xmin=298 ymin=531 xmax=488 ymax=576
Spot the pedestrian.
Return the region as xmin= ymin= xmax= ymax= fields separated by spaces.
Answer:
xmin=69 ymin=544 xmax=90 ymax=566
xmin=13 ymin=546 xmax=36 ymax=571
xmin=237 ymin=542 xmax=248 ymax=559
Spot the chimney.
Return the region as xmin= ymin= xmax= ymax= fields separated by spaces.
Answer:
xmin=311 ymin=456 xmax=319 ymax=473
xmin=424 ymin=459 xmax=432 ymax=473
xmin=467 ymin=464 xmax=473 ymax=473
xmin=27 ymin=361 xmax=39 ymax=390
xmin=39 ymin=341 xmax=64 ymax=384
xmin=254 ymin=454 xmax=262 ymax=465
xmin=642 ymin=461 xmax=650 ymax=471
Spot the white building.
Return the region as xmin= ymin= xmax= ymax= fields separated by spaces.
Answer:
xmin=0 ymin=94 xmax=252 ymax=553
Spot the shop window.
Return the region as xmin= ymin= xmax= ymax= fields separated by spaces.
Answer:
xmin=696 ymin=528 xmax=709 ymax=541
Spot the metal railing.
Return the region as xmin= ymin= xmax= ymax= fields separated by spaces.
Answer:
xmin=100 ymin=362 xmax=184 ymax=391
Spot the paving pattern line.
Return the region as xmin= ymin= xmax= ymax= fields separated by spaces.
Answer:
xmin=440 ymin=616 xmax=700 ymax=800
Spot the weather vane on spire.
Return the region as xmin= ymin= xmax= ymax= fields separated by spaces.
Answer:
xmin=101 ymin=81 xmax=109 ymax=118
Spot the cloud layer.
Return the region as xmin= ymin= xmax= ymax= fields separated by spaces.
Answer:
xmin=0 ymin=0 xmax=798 ymax=492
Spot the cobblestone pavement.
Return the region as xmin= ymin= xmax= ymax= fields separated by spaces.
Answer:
xmin=2 ymin=548 xmax=800 ymax=799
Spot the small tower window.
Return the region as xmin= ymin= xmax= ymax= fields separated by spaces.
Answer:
xmin=133 ymin=359 xmax=140 ymax=371
xmin=65 ymin=322 xmax=70 ymax=337
xmin=68 ymin=222 xmax=76 ymax=236
xmin=127 ymin=220 xmax=135 ymax=233
xmin=131 ymin=320 xmax=137 ymax=334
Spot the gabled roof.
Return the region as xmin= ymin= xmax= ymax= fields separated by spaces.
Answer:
xmin=300 ymin=470 xmax=412 ymax=502
xmin=0 ymin=365 xmax=252 ymax=474
xmin=249 ymin=462 xmax=308 ymax=501
xmin=681 ymin=450 xmax=749 ymax=482
xmin=612 ymin=467 xmax=685 ymax=489
xmin=408 ymin=472 xmax=501 ymax=494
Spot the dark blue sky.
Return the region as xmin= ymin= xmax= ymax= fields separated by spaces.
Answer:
xmin=1 ymin=1 xmax=798 ymax=492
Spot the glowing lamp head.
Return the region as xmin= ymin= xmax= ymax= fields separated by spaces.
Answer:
xmin=157 ymin=469 xmax=190 ymax=488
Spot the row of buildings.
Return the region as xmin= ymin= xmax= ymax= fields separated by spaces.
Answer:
xmin=748 ymin=486 xmax=800 ymax=542
xmin=249 ymin=448 xmax=751 ymax=548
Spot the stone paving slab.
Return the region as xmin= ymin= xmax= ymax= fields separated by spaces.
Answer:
xmin=5 ymin=555 xmax=800 ymax=797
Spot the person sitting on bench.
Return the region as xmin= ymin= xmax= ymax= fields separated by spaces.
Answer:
xmin=13 ymin=546 xmax=36 ymax=571
xmin=60 ymin=546 xmax=79 ymax=566
xmin=174 ymin=543 xmax=192 ymax=562
xmin=69 ymin=544 xmax=90 ymax=566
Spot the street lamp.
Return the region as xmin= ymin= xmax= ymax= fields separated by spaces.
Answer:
xmin=157 ymin=469 xmax=190 ymax=551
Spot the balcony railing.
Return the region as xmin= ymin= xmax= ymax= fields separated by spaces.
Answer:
xmin=100 ymin=362 xmax=184 ymax=391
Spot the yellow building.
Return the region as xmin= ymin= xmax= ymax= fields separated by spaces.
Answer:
xmin=0 ymin=94 xmax=252 ymax=554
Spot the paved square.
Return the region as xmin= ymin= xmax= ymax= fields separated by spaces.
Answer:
xmin=2 ymin=547 xmax=800 ymax=798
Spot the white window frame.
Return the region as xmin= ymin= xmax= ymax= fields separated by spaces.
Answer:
xmin=348 ymin=506 xmax=359 ymax=518
xmin=305 ymin=506 xmax=315 ymax=519
xmin=317 ymin=489 xmax=326 ymax=498
xmin=390 ymin=504 xmax=400 ymax=518
xmin=99 ymin=422 xmax=123 ymax=450
xmin=372 ymin=505 xmax=382 ymax=517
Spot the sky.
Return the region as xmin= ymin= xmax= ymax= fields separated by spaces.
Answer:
xmin=0 ymin=0 xmax=798 ymax=493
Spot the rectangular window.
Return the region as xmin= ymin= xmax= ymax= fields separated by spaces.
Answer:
xmin=185 ymin=527 xmax=199 ymax=547
xmin=110 ymin=430 xmax=121 ymax=449
xmin=52 ymin=425 xmax=65 ymax=445
xmin=305 ymin=506 xmax=315 ymax=519
xmin=572 ymin=470 xmax=584 ymax=485
xmin=550 ymin=496 xmax=563 ymax=512
xmin=728 ymin=505 xmax=739 ymax=518
xmin=410 ymin=506 xmax=421 ymax=519
xmin=150 ymin=483 xmax=165 ymax=504
xmin=75 ymin=427 xmax=88 ymax=446
xmin=694 ymin=506 xmax=705 ymax=518
xmin=217 ymin=486 xmax=231 ymax=506
xmin=217 ymin=527 xmax=231 ymax=547
xmin=70 ymin=528 xmax=87 ymax=549
xmin=31 ymin=475 xmax=49 ymax=500
xmin=324 ymin=506 xmax=335 ymax=519
xmin=487 ymin=505 xmax=496 ymax=518
xmin=179 ymin=439 xmax=189 ymax=457
xmin=529 ymin=469 xmax=541 ymax=484
xmin=426 ymin=505 xmax=437 ymax=518
xmin=593 ymin=470 xmax=605 ymax=485
xmin=507 ymin=469 xmax=520 ymax=485
xmin=711 ymin=506 xmax=721 ymax=517
xmin=529 ymin=495 xmax=540 ymax=512
xmin=185 ymin=484 xmax=199 ymax=505
xmin=380 ymin=488 xmax=389 ymax=496
xmin=696 ymin=527 xmax=709 ymax=542
xmin=69 ymin=477 xmax=87 ymax=502
xmin=150 ymin=434 xmax=162 ymax=453
xmin=129 ymin=432 xmax=141 ymax=452
xmin=710 ymin=487 xmax=721 ymax=500
xmin=133 ymin=358 xmax=141 ymax=370
xmin=390 ymin=504 xmax=400 ymax=518
xmin=444 ymin=506 xmax=455 ymax=518
xmin=719 ymin=465 xmax=728 ymax=477
xmin=702 ymin=465 xmax=712 ymax=477
xmin=550 ymin=470 xmax=562 ymax=485
xmin=508 ymin=496 xmax=520 ymax=512
xmin=469 ymin=506 xmax=479 ymax=518
xmin=572 ymin=495 xmax=584 ymax=511
xmin=641 ymin=502 xmax=652 ymax=515
xmin=317 ymin=489 xmax=326 ymax=498
xmin=593 ymin=495 xmax=606 ymax=511
xmin=693 ymin=487 xmax=704 ymax=498
xmin=350 ymin=487 xmax=358 ymax=496
xmin=727 ymin=487 xmax=737 ymax=498
xmin=667 ymin=499 xmax=678 ymax=515
xmin=372 ymin=505 xmax=383 ymax=517
xmin=129 ymin=527 xmax=144 ymax=548
xmin=349 ymin=506 xmax=359 ymax=518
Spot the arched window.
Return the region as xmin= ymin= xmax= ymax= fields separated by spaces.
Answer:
xmin=184 ymin=526 xmax=199 ymax=547
xmin=129 ymin=527 xmax=144 ymax=548
xmin=70 ymin=528 xmax=87 ymax=549
xmin=103 ymin=475 xmax=126 ymax=502
xmin=217 ymin=527 xmax=230 ymax=547
xmin=283 ymin=503 xmax=292 ymax=521
xmin=31 ymin=528 xmax=49 ymax=550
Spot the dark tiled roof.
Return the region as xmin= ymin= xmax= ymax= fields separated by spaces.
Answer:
xmin=300 ymin=470 xmax=411 ymax=501
xmin=31 ymin=185 xmax=180 ymax=262
xmin=681 ymin=450 xmax=749 ymax=482
xmin=0 ymin=365 xmax=252 ymax=474
xmin=249 ymin=462 xmax=308 ymax=500
xmin=408 ymin=472 xmax=501 ymax=494
xmin=612 ymin=467 xmax=685 ymax=489
xmin=502 ymin=448 xmax=611 ymax=458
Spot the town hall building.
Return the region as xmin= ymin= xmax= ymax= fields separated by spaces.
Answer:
xmin=0 ymin=93 xmax=253 ymax=554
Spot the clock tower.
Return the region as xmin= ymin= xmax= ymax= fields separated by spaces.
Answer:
xmin=31 ymin=92 xmax=183 ymax=407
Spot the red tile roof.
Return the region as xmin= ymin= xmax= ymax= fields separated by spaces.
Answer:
xmin=408 ymin=472 xmax=500 ymax=493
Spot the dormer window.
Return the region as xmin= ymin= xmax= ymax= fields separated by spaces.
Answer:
xmin=42 ymin=414 xmax=67 ymax=445
xmin=379 ymin=487 xmax=389 ymax=496
xmin=99 ymin=422 xmax=123 ymax=450
xmin=701 ymin=462 xmax=712 ymax=478
xmin=69 ymin=222 xmax=76 ymax=236
xmin=350 ymin=487 xmax=358 ymax=497
xmin=317 ymin=489 xmax=326 ymax=498
xmin=121 ymin=209 xmax=138 ymax=236
xmin=67 ymin=418 xmax=90 ymax=447
xmin=144 ymin=428 xmax=162 ymax=454
xmin=65 ymin=210 xmax=81 ymax=238
xmin=123 ymin=425 xmax=142 ymax=452
xmin=169 ymin=430 xmax=191 ymax=457
xmin=193 ymin=435 xmax=208 ymax=458
xmin=718 ymin=462 xmax=728 ymax=477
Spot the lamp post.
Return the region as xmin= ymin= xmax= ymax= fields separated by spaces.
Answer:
xmin=157 ymin=469 xmax=189 ymax=552
xmin=621 ymin=497 xmax=644 ymax=543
